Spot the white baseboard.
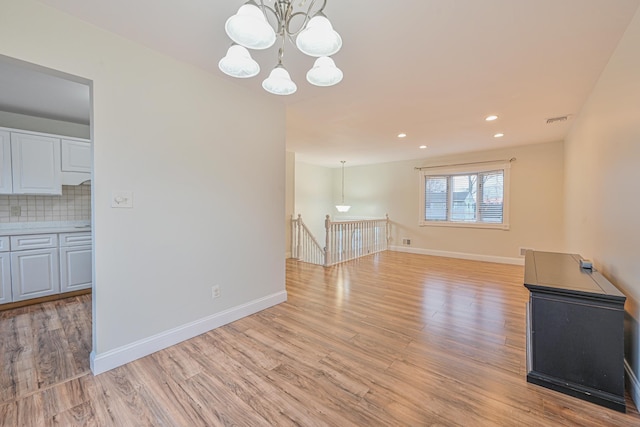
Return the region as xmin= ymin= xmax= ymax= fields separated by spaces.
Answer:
xmin=389 ymin=245 xmax=524 ymax=266
xmin=625 ymin=359 xmax=640 ymax=410
xmin=90 ymin=290 xmax=287 ymax=375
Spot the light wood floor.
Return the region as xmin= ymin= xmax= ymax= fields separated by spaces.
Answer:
xmin=1 ymin=251 xmax=639 ymax=426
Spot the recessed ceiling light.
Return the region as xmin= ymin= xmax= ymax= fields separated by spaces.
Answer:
xmin=486 ymin=115 xmax=498 ymax=121
xmin=398 ymin=133 xmax=407 ymax=138
xmin=494 ymin=133 xmax=504 ymax=138
xmin=419 ymin=145 xmax=427 ymax=149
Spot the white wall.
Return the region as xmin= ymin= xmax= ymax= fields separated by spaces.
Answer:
xmin=294 ymin=159 xmax=334 ymax=241
xmin=564 ymin=6 xmax=640 ymax=405
xmin=333 ymin=141 xmax=565 ymax=263
xmin=0 ymin=0 xmax=286 ymax=372
xmin=285 ymin=151 xmax=295 ymax=257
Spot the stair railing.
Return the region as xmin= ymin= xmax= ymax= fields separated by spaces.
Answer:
xmin=291 ymin=214 xmax=326 ymax=265
xmin=324 ymin=214 xmax=389 ymax=266
xmin=291 ymin=214 xmax=390 ymax=267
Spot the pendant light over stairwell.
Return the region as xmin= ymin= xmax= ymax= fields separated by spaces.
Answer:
xmin=335 ymin=160 xmax=351 ymax=213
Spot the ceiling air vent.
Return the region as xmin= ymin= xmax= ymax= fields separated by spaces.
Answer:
xmin=546 ymin=115 xmax=570 ymax=124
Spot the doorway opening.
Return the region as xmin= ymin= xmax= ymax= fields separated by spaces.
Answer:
xmin=0 ymin=54 xmax=95 ymax=401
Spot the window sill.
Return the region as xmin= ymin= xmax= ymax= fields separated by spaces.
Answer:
xmin=419 ymin=221 xmax=510 ymax=231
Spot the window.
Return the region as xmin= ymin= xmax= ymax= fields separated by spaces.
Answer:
xmin=419 ymin=161 xmax=510 ymax=229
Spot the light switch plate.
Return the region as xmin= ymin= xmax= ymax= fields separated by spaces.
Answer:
xmin=111 ymin=191 xmax=133 ymax=208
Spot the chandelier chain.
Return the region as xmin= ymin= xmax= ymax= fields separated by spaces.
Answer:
xmin=341 ymin=160 xmax=346 ymax=204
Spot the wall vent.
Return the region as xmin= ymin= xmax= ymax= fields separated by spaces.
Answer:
xmin=546 ymin=115 xmax=570 ymax=124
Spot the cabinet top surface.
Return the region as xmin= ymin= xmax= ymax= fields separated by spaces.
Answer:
xmin=524 ymin=251 xmax=625 ymax=300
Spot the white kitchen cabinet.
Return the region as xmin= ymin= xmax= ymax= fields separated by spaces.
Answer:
xmin=0 ymin=235 xmax=9 ymax=252
xmin=10 ymin=132 xmax=62 ymax=195
xmin=0 ymin=130 xmax=12 ymax=194
xmin=11 ymin=248 xmax=60 ymax=301
xmin=61 ymin=139 xmax=91 ymax=185
xmin=0 ymin=254 xmax=10 ymax=304
xmin=61 ymin=139 xmax=91 ymax=172
xmin=0 ymin=236 xmax=10 ymax=304
xmin=10 ymin=234 xmax=58 ymax=251
xmin=59 ymin=232 xmax=92 ymax=292
xmin=0 ymin=231 xmax=92 ymax=306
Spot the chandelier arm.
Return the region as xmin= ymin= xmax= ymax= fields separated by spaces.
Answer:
xmin=274 ymin=0 xmax=292 ymax=35
xmin=285 ymin=32 xmax=296 ymax=47
xmin=285 ymin=0 xmax=327 ymax=36
xmin=286 ymin=11 xmax=310 ymax=36
xmin=256 ymin=1 xmax=279 ymax=30
xmin=306 ymin=0 xmax=327 ymax=15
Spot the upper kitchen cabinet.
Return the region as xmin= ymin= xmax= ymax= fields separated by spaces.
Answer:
xmin=10 ymin=132 xmax=62 ymax=195
xmin=61 ymin=138 xmax=91 ymax=185
xmin=0 ymin=128 xmax=91 ymax=193
xmin=61 ymin=139 xmax=90 ymax=172
xmin=0 ymin=130 xmax=12 ymax=194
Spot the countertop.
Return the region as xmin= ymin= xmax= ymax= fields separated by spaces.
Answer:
xmin=0 ymin=221 xmax=91 ymax=236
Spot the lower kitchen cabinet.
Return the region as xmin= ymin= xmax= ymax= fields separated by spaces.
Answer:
xmin=10 ymin=248 xmax=60 ymax=301
xmin=60 ymin=245 xmax=92 ymax=292
xmin=0 ymin=230 xmax=91 ymax=306
xmin=0 ymin=253 xmax=10 ymax=304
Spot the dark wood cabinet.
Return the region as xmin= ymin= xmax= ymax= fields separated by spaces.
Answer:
xmin=524 ymin=251 xmax=626 ymax=412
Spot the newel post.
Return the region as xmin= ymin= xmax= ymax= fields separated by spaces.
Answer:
xmin=385 ymin=213 xmax=390 ymax=247
xmin=295 ymin=214 xmax=302 ymax=260
xmin=324 ymin=214 xmax=331 ymax=266
xmin=290 ymin=214 xmax=295 ymax=259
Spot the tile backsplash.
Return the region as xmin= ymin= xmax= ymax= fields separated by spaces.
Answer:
xmin=0 ymin=185 xmax=91 ymax=223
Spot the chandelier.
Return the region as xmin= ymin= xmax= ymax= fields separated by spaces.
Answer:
xmin=219 ymin=0 xmax=343 ymax=95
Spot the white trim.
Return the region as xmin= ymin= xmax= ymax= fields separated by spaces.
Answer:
xmin=418 ymin=160 xmax=511 ymax=229
xmin=419 ymin=221 xmax=510 ymax=231
xmin=390 ymin=245 xmax=523 ymax=266
xmin=418 ymin=160 xmax=511 ymax=175
xmin=90 ymin=290 xmax=287 ymax=375
xmin=625 ymin=359 xmax=640 ymax=410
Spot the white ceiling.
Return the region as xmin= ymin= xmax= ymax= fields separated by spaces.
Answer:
xmin=6 ymin=0 xmax=640 ymax=166
xmin=0 ymin=57 xmax=90 ymax=125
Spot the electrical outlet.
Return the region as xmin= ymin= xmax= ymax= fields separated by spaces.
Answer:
xmin=402 ymin=238 xmax=411 ymax=246
xmin=212 ymin=285 xmax=221 ymax=299
xmin=10 ymin=206 xmax=21 ymax=217
xmin=519 ymin=247 xmax=534 ymax=256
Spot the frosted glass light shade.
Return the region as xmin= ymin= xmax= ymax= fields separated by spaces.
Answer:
xmin=296 ymin=15 xmax=342 ymax=57
xmin=225 ymin=3 xmax=276 ymax=50
xmin=262 ymin=66 xmax=297 ymax=95
xmin=218 ymin=45 xmax=260 ymax=78
xmin=335 ymin=205 xmax=351 ymax=213
xmin=306 ymin=57 xmax=343 ymax=86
